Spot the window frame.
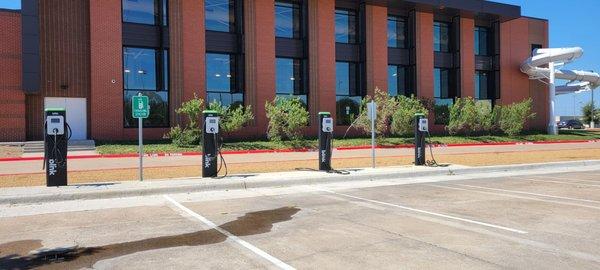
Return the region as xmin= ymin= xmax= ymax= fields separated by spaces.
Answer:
xmin=474 ymin=26 xmax=491 ymax=56
xmin=121 ymin=0 xmax=168 ymax=26
xmin=122 ymin=46 xmax=170 ymax=128
xmin=433 ymin=21 xmax=451 ymax=53
xmin=387 ymin=15 xmax=407 ymax=49
xmin=205 ymin=51 xmax=245 ymax=107
xmin=275 ymin=0 xmax=303 ymax=39
xmin=205 ymin=0 xmax=238 ymax=33
xmin=335 ymin=8 xmax=358 ymax=44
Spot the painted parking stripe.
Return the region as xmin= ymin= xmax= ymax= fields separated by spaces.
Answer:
xmin=522 ymin=178 xmax=600 ymax=188
xmin=427 ymin=184 xmax=600 ymax=211
xmin=454 ymin=184 xmax=600 ymax=204
xmin=530 ymin=175 xmax=600 ymax=184
xmin=315 ymin=188 xmax=528 ymax=234
xmin=163 ymin=195 xmax=295 ymax=270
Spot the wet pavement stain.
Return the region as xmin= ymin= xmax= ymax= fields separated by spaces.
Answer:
xmin=0 ymin=206 xmax=300 ymax=270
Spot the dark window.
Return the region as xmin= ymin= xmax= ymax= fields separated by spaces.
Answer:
xmin=335 ymin=9 xmax=357 ymax=44
xmin=475 ymin=26 xmax=490 ymax=56
xmin=531 ymin=44 xmax=543 ymax=55
xmin=276 ymin=57 xmax=307 ymax=106
xmin=275 ymin=1 xmax=302 ymax=39
xmin=474 ymin=70 xmax=489 ymax=99
xmin=206 ymin=0 xmax=235 ymax=32
xmin=434 ymin=21 xmax=450 ymax=52
xmin=434 ymin=68 xmax=453 ymax=124
xmin=206 ymin=52 xmax=243 ymax=107
xmin=387 ymin=16 xmax=407 ymax=49
xmin=122 ymin=0 xmax=167 ymax=25
xmin=388 ymin=65 xmax=410 ymax=97
xmin=336 ymin=61 xmax=360 ymax=125
xmin=123 ymin=47 xmax=169 ymax=127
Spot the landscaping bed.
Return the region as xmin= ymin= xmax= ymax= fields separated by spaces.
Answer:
xmin=95 ymin=130 xmax=600 ymax=155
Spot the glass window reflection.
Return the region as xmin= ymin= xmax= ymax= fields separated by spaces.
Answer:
xmin=388 ymin=65 xmax=407 ymax=96
xmin=335 ymin=9 xmax=357 ymax=44
xmin=475 ymin=26 xmax=489 ymax=56
xmin=123 ymin=47 xmax=158 ymax=91
xmin=206 ymin=0 xmax=235 ymax=32
xmin=206 ymin=53 xmax=243 ymax=107
xmin=123 ymin=0 xmax=157 ymax=25
xmin=387 ymin=16 xmax=406 ymax=48
xmin=275 ymin=1 xmax=301 ymax=38
xmin=434 ymin=21 xmax=450 ymax=52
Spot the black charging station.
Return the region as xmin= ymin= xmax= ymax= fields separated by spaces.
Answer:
xmin=414 ymin=113 xmax=428 ymax=166
xmin=44 ymin=108 xmax=69 ymax=186
xmin=202 ymin=110 xmax=220 ymax=178
xmin=318 ymin=112 xmax=334 ymax=171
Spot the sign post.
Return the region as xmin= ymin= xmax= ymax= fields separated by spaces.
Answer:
xmin=132 ymin=93 xmax=149 ymax=181
xmin=367 ymin=101 xmax=377 ymax=168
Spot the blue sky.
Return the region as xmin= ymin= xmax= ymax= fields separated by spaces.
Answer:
xmin=1 ymin=0 xmax=598 ymax=115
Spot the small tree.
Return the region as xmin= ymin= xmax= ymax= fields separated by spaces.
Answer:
xmin=167 ymin=94 xmax=204 ymax=146
xmin=354 ymin=88 xmax=398 ymax=137
xmin=390 ymin=95 xmax=429 ymax=136
xmin=265 ymin=97 xmax=309 ymax=141
xmin=207 ymin=101 xmax=254 ymax=135
xmin=498 ymin=98 xmax=536 ymax=136
xmin=582 ymin=102 xmax=600 ymax=125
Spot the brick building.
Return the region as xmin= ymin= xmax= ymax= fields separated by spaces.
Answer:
xmin=0 ymin=0 xmax=548 ymax=142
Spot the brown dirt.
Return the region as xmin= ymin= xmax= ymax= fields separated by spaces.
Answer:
xmin=1 ymin=149 xmax=599 ymax=188
xmin=0 ymin=146 xmax=22 ymax=158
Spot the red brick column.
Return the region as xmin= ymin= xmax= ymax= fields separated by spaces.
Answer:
xmin=0 ymin=11 xmax=25 ymax=142
xmin=308 ymin=0 xmax=336 ymax=126
xmin=169 ymin=0 xmax=205 ymax=125
xmin=460 ymin=17 xmax=475 ymax=98
xmin=415 ymin=12 xmax=434 ymax=100
xmin=365 ymin=5 xmax=388 ymax=96
xmin=89 ymin=0 xmax=123 ymax=140
xmin=244 ymin=0 xmax=276 ymax=134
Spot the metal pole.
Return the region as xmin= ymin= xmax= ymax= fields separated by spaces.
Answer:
xmin=139 ymin=117 xmax=143 ymax=181
xmin=592 ymin=89 xmax=595 ymax=129
xmin=548 ymin=62 xmax=557 ymax=135
xmin=370 ymin=100 xmax=375 ymax=168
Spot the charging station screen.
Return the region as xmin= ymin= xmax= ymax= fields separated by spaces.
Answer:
xmin=209 ymin=119 xmax=216 ymax=123
xmin=51 ymin=118 xmax=60 ymax=123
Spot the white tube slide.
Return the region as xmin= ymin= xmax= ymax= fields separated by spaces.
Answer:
xmin=520 ymin=47 xmax=600 ymax=134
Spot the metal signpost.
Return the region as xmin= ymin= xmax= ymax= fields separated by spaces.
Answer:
xmin=132 ymin=93 xmax=149 ymax=181
xmin=367 ymin=101 xmax=377 ymax=168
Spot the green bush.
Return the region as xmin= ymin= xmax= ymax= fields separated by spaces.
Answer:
xmin=582 ymin=102 xmax=600 ymax=124
xmin=265 ymin=97 xmax=309 ymax=141
xmin=390 ymin=95 xmax=429 ymax=136
xmin=498 ymin=98 xmax=536 ymax=136
xmin=447 ymin=97 xmax=495 ymax=135
xmin=207 ymin=101 xmax=254 ymax=134
xmin=167 ymin=94 xmax=204 ymax=146
xmin=434 ymin=104 xmax=451 ymax=125
xmin=354 ymin=88 xmax=398 ymax=137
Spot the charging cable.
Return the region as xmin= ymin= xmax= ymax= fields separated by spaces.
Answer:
xmin=424 ymin=131 xmax=439 ymax=167
xmin=213 ymin=133 xmax=228 ymax=178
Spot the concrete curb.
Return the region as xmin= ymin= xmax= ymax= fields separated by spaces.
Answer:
xmin=1 ymin=160 xmax=599 ymax=205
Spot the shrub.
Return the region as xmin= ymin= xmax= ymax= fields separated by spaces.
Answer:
xmin=390 ymin=95 xmax=429 ymax=136
xmin=167 ymin=94 xmax=204 ymax=146
xmin=447 ymin=97 xmax=495 ymax=135
xmin=265 ymin=97 xmax=309 ymax=141
xmin=207 ymin=101 xmax=254 ymax=134
xmin=353 ymin=88 xmax=398 ymax=137
xmin=582 ymin=102 xmax=600 ymax=124
xmin=498 ymin=98 xmax=536 ymax=136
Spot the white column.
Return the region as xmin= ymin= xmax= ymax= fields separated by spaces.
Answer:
xmin=548 ymin=62 xmax=557 ymax=135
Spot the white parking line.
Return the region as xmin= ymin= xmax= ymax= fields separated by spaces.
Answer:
xmin=315 ymin=188 xmax=528 ymax=234
xmin=531 ymin=175 xmax=600 ymax=184
xmin=163 ymin=195 xmax=295 ymax=270
xmin=454 ymin=184 xmax=600 ymax=204
xmin=523 ymin=178 xmax=600 ymax=188
xmin=427 ymin=184 xmax=600 ymax=211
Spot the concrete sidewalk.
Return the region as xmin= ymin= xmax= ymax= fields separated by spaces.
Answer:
xmin=1 ymin=159 xmax=600 ymax=205
xmin=2 ymin=141 xmax=600 ymax=175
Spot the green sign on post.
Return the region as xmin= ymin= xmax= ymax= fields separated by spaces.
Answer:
xmin=132 ymin=95 xmax=149 ymax=118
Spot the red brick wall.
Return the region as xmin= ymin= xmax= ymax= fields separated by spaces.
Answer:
xmin=415 ymin=12 xmax=436 ymax=131
xmin=89 ymin=0 xmax=124 ymax=140
xmin=460 ymin=17 xmax=475 ymax=98
xmin=0 ymin=11 xmax=25 ymax=142
xmin=365 ymin=5 xmax=388 ymax=96
xmin=500 ymin=17 xmax=548 ymax=131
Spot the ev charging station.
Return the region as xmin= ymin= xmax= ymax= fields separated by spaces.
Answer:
xmin=202 ymin=110 xmax=220 ymax=178
xmin=318 ymin=112 xmax=334 ymax=171
xmin=44 ymin=108 xmax=70 ymax=186
xmin=414 ymin=113 xmax=428 ymax=166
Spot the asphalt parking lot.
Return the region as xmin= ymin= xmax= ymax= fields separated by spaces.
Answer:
xmin=1 ymin=170 xmax=600 ymax=269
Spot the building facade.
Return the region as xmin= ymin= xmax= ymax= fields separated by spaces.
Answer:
xmin=0 ymin=0 xmax=548 ymax=142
